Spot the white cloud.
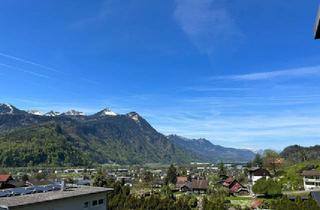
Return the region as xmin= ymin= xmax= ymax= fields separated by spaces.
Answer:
xmin=216 ymin=65 xmax=320 ymax=81
xmin=174 ymin=0 xmax=241 ymax=55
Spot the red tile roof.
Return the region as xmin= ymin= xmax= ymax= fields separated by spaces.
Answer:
xmin=0 ymin=175 xmax=13 ymax=182
xmin=223 ymin=177 xmax=234 ymax=187
xmin=230 ymin=182 xmax=242 ymax=193
xmin=176 ymin=176 xmax=188 ymax=183
xmin=251 ymin=199 xmax=263 ymax=209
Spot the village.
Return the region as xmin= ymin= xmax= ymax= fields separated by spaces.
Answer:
xmin=0 ymin=157 xmax=320 ymax=209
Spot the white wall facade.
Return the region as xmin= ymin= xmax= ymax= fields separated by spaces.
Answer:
xmin=303 ymin=176 xmax=320 ymax=191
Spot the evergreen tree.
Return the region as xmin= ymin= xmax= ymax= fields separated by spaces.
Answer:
xmin=253 ymin=153 xmax=263 ymax=167
xmin=166 ymin=164 xmax=177 ymax=184
xmin=218 ymin=161 xmax=226 ymax=176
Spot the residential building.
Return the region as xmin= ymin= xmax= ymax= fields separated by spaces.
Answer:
xmin=191 ymin=179 xmax=208 ymax=194
xmin=175 ymin=177 xmax=208 ymax=194
xmin=222 ymin=177 xmax=249 ymax=196
xmin=248 ymin=168 xmax=270 ymax=186
xmin=301 ymin=170 xmax=320 ymax=190
xmin=0 ymin=185 xmax=112 ymax=210
xmin=0 ymin=175 xmax=14 ymax=189
xmin=176 ymin=176 xmax=188 ymax=191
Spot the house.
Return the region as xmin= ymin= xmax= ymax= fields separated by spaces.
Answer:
xmin=176 ymin=176 xmax=188 ymax=191
xmin=176 ymin=177 xmax=208 ymax=194
xmin=301 ymin=170 xmax=320 ymax=190
xmin=191 ymin=179 xmax=208 ymax=194
xmin=151 ymin=180 xmax=164 ymax=189
xmin=248 ymin=168 xmax=270 ymax=186
xmin=0 ymin=185 xmax=112 ymax=210
xmin=223 ymin=177 xmax=249 ymax=196
xmin=0 ymin=175 xmax=14 ymax=189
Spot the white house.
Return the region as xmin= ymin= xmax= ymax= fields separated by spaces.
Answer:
xmin=248 ymin=168 xmax=271 ymax=186
xmin=302 ymin=170 xmax=320 ymax=191
xmin=0 ymin=186 xmax=112 ymax=210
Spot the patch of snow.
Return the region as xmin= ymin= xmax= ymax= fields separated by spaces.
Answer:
xmin=45 ymin=111 xmax=61 ymax=116
xmin=28 ymin=110 xmax=43 ymax=116
xmin=100 ymin=108 xmax=117 ymax=116
xmin=6 ymin=104 xmax=13 ymax=114
xmin=127 ymin=112 xmax=140 ymax=122
xmin=63 ymin=110 xmax=85 ymax=116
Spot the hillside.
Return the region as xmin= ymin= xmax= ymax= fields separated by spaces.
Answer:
xmin=168 ymin=135 xmax=255 ymax=163
xmin=0 ymin=104 xmax=195 ymax=167
xmin=0 ymin=103 xmax=256 ymax=167
xmin=281 ymin=145 xmax=320 ymax=163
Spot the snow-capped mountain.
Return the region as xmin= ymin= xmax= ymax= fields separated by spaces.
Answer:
xmin=0 ymin=103 xmax=14 ymax=114
xmin=62 ymin=110 xmax=84 ymax=116
xmin=0 ymin=103 xmax=26 ymax=115
xmin=94 ymin=108 xmax=117 ymax=117
xmin=44 ymin=111 xmax=61 ymax=117
xmin=28 ymin=110 xmax=43 ymax=116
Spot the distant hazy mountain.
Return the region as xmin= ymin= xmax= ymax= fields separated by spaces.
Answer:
xmin=168 ymin=135 xmax=255 ymax=163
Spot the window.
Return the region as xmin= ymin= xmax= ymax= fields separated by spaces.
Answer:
xmin=92 ymin=200 xmax=98 ymax=206
xmin=306 ymin=182 xmax=315 ymax=185
xmin=84 ymin=201 xmax=89 ymax=208
xmin=98 ymin=199 xmax=104 ymax=204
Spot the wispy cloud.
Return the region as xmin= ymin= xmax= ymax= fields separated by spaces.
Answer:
xmin=0 ymin=63 xmax=52 ymax=80
xmin=0 ymin=51 xmax=102 ymax=86
xmin=71 ymin=0 xmax=111 ymax=29
xmin=216 ymin=65 xmax=320 ymax=81
xmin=183 ymin=86 xmax=251 ymax=92
xmin=0 ymin=52 xmax=61 ymax=73
xmin=174 ymin=0 xmax=241 ymax=55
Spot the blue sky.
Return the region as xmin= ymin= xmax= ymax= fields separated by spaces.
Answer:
xmin=0 ymin=0 xmax=320 ymax=150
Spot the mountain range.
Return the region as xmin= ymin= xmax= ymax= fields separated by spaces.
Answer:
xmin=167 ymin=135 xmax=255 ymax=163
xmin=0 ymin=103 xmax=255 ymax=167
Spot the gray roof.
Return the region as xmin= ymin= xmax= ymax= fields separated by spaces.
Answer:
xmin=0 ymin=186 xmax=112 ymax=208
xmin=301 ymin=170 xmax=320 ymax=176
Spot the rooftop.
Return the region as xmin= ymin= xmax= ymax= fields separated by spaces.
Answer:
xmin=0 ymin=175 xmax=12 ymax=182
xmin=0 ymin=186 xmax=112 ymax=208
xmin=301 ymin=170 xmax=320 ymax=177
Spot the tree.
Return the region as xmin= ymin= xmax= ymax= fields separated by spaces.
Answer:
xmin=252 ymin=178 xmax=282 ymax=197
xmin=21 ymin=174 xmax=29 ymax=182
xmin=253 ymin=153 xmax=263 ymax=167
xmin=263 ymin=150 xmax=282 ymax=174
xmin=166 ymin=164 xmax=177 ymax=184
xmin=218 ymin=161 xmax=226 ymax=176
xmin=93 ymin=170 xmax=108 ymax=187
xmin=270 ymin=197 xmax=319 ymax=210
